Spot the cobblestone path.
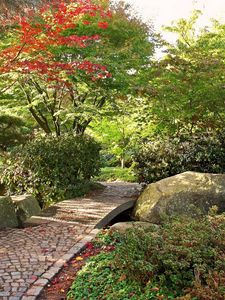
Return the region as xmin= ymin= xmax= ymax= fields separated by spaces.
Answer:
xmin=0 ymin=182 xmax=140 ymax=300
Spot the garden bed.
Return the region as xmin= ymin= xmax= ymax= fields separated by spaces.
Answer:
xmin=37 ymin=231 xmax=116 ymax=300
xmin=38 ymin=212 xmax=225 ymax=299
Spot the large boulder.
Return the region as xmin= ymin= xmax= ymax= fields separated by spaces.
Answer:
xmin=11 ymin=194 xmax=41 ymax=225
xmin=0 ymin=196 xmax=18 ymax=229
xmin=133 ymin=172 xmax=225 ymax=224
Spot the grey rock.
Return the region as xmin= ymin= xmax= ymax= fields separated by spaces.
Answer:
xmin=0 ymin=196 xmax=18 ymax=229
xmin=133 ymin=171 xmax=225 ymax=224
xmin=110 ymin=221 xmax=158 ymax=234
xmin=12 ymin=194 xmax=41 ymax=225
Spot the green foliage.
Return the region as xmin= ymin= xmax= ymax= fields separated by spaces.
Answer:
xmin=68 ymin=251 xmax=138 ymax=300
xmin=68 ymin=230 xmax=171 ymax=300
xmin=0 ymin=114 xmax=28 ymax=151
xmin=90 ymin=99 xmax=138 ymax=168
xmin=69 ymin=215 xmax=225 ymax=299
xmin=114 ymin=215 xmax=225 ymax=298
xmin=93 ymin=229 xmax=123 ymax=248
xmin=0 ymin=1 xmax=155 ymax=137
xmin=95 ymin=167 xmax=137 ymax=182
xmin=1 ymin=134 xmax=101 ymax=206
xmin=137 ymin=15 xmax=225 ymax=135
xmin=134 ymin=133 xmax=225 ymax=183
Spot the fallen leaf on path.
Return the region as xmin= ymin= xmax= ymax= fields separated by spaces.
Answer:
xmin=75 ymin=256 xmax=83 ymax=261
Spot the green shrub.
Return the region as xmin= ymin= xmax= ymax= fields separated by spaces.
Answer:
xmin=114 ymin=215 xmax=225 ymax=298
xmin=2 ymin=134 xmax=101 ymax=207
xmin=68 ymin=251 xmax=138 ymax=300
xmin=68 ymin=215 xmax=225 ymax=299
xmin=93 ymin=229 xmax=123 ymax=248
xmin=100 ymin=152 xmax=120 ymax=167
xmin=68 ymin=215 xmax=225 ymax=300
xmin=0 ymin=114 xmax=28 ymax=151
xmin=133 ymin=132 xmax=225 ymax=183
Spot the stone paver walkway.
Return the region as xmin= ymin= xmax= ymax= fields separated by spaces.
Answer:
xmin=0 ymin=182 xmax=140 ymax=300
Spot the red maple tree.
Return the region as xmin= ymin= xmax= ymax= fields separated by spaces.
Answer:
xmin=0 ymin=0 xmax=112 ymax=135
xmin=1 ymin=0 xmax=111 ymax=83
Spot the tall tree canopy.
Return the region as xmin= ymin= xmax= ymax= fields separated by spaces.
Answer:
xmin=145 ymin=12 xmax=225 ymax=136
xmin=0 ymin=0 xmax=155 ymax=136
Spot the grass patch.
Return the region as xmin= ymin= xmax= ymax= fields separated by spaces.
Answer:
xmin=95 ymin=167 xmax=137 ymax=182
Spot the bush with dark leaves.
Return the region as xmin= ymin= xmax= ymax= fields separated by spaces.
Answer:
xmin=133 ymin=133 xmax=225 ymax=183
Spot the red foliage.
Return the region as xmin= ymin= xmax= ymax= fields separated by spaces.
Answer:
xmin=0 ymin=0 xmax=112 ymax=86
xmin=98 ymin=21 xmax=109 ymax=29
xmin=38 ymin=239 xmax=116 ymax=299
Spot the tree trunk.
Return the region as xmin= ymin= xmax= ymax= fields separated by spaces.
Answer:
xmin=121 ymin=158 xmax=125 ymax=169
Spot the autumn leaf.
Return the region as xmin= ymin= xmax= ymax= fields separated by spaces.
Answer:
xmin=76 ymin=256 xmax=83 ymax=261
xmin=118 ymin=274 xmax=127 ymax=282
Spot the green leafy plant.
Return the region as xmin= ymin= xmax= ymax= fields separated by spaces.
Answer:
xmin=2 ymin=134 xmax=101 ymax=206
xmin=68 ymin=251 xmax=135 ymax=300
xmin=134 ymin=132 xmax=225 ymax=183
xmin=68 ymin=214 xmax=225 ymax=299
xmin=114 ymin=215 xmax=225 ymax=298
xmin=0 ymin=114 xmax=28 ymax=151
xmin=139 ymin=14 xmax=225 ymax=135
xmin=95 ymin=167 xmax=137 ymax=182
xmin=93 ymin=229 xmax=123 ymax=248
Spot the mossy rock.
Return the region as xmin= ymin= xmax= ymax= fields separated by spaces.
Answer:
xmin=0 ymin=196 xmax=18 ymax=229
xmin=133 ymin=172 xmax=225 ymax=224
xmin=11 ymin=194 xmax=41 ymax=224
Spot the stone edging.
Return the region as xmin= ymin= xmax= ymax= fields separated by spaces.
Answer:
xmin=21 ymin=228 xmax=100 ymax=300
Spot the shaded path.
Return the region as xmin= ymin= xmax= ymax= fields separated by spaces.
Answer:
xmin=0 ymin=182 xmax=140 ymax=300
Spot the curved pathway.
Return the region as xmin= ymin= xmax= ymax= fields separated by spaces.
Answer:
xmin=0 ymin=182 xmax=140 ymax=300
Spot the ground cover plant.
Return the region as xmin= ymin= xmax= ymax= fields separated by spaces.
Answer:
xmin=37 ymin=230 xmax=121 ymax=300
xmin=67 ymin=212 xmax=225 ymax=300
